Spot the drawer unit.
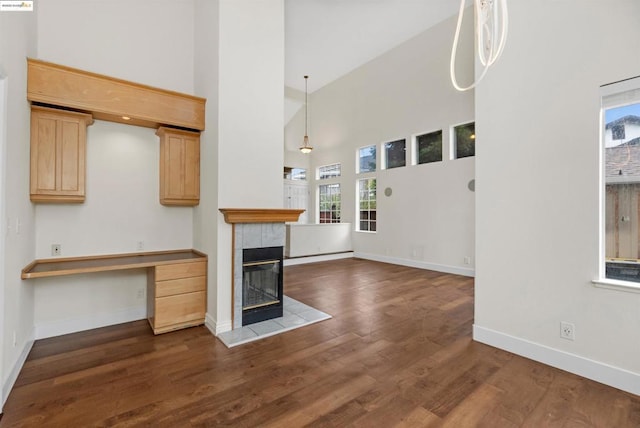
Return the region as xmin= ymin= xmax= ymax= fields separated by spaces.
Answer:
xmin=147 ymin=260 xmax=207 ymax=334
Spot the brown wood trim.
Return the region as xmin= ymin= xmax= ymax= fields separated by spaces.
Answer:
xmin=219 ymin=208 xmax=305 ymax=224
xmin=27 ymin=58 xmax=206 ymax=131
xmin=22 ymin=249 xmax=207 ymax=280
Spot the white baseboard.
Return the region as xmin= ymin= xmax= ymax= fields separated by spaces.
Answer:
xmin=34 ymin=306 xmax=146 ymax=340
xmin=353 ymin=252 xmax=475 ymax=277
xmin=473 ymin=325 xmax=640 ymax=396
xmin=284 ymin=252 xmax=354 ymax=266
xmin=205 ymin=313 xmax=232 ymax=336
xmin=2 ymin=335 xmax=34 ymax=410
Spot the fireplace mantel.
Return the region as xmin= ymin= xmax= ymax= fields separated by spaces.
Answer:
xmin=219 ymin=208 xmax=304 ymax=224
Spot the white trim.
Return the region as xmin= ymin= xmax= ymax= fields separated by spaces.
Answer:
xmin=2 ymin=338 xmax=33 ymax=409
xmin=205 ymin=313 xmax=232 ymax=336
xmin=0 ymin=73 xmax=7 ymax=413
xmin=592 ymin=278 xmax=640 ymax=294
xmin=284 ymin=252 xmax=353 ymax=266
xmin=34 ymin=306 xmax=146 ymax=340
xmin=353 ymin=252 xmax=475 ymax=277
xmin=473 ymin=325 xmax=640 ymax=396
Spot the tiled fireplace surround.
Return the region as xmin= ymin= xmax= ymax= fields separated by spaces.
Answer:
xmin=232 ymin=222 xmax=284 ymax=329
xmin=220 ymin=209 xmax=304 ymax=330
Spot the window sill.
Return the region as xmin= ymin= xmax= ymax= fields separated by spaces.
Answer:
xmin=354 ymin=230 xmax=376 ymax=234
xmin=592 ymin=278 xmax=640 ymax=294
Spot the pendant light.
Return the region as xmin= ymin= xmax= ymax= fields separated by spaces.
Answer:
xmin=299 ymin=75 xmax=313 ymax=154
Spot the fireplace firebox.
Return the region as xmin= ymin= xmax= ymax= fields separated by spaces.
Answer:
xmin=242 ymin=246 xmax=283 ymax=326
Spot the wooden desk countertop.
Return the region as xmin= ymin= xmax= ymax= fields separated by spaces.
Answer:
xmin=21 ymin=249 xmax=207 ymax=280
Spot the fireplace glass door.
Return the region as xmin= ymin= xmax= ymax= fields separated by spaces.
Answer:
xmin=241 ymin=246 xmax=284 ymax=325
xmin=243 ymin=260 xmax=280 ymax=310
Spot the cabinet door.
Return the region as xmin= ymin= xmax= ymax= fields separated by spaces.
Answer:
xmin=30 ymin=106 xmax=92 ymax=203
xmin=157 ymin=127 xmax=200 ymax=206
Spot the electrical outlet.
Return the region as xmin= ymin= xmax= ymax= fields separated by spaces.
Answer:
xmin=464 ymin=256 xmax=472 ymax=265
xmin=560 ymin=321 xmax=575 ymax=341
xmin=136 ymin=241 xmax=144 ymax=251
xmin=12 ymin=331 xmax=16 ymax=347
xmin=51 ymin=244 xmax=61 ymax=256
xmin=136 ymin=289 xmax=145 ymax=299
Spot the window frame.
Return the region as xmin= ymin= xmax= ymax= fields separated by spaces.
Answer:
xmin=382 ymin=138 xmax=407 ymax=170
xmin=356 ymin=177 xmax=377 ymax=233
xmin=451 ymin=121 xmax=476 ymax=160
xmin=357 ymin=145 xmax=377 ymax=174
xmin=317 ymin=163 xmax=341 ymax=180
xmin=318 ymin=183 xmax=341 ymax=224
xmin=413 ymin=129 xmax=443 ymax=165
xmin=594 ymin=75 xmax=640 ymax=293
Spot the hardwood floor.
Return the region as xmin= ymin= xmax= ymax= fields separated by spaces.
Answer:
xmin=1 ymin=258 xmax=639 ymax=427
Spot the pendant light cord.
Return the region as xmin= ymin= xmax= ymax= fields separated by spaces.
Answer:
xmin=304 ymin=75 xmax=308 ymax=136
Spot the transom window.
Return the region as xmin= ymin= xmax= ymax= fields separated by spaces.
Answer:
xmin=358 ymin=145 xmax=376 ymax=173
xmin=383 ymin=139 xmax=406 ymax=169
xmin=415 ymin=130 xmax=443 ymax=164
xmin=318 ymin=163 xmax=341 ymax=180
xmin=318 ymin=183 xmax=341 ymax=223
xmin=453 ymin=122 xmax=475 ymax=159
xmin=357 ymin=178 xmax=376 ymax=232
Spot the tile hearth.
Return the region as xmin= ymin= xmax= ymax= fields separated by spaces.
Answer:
xmin=217 ymin=296 xmax=331 ymax=348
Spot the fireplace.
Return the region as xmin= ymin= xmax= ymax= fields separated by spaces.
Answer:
xmin=242 ymin=246 xmax=283 ymax=325
xmin=219 ymin=208 xmax=305 ymax=329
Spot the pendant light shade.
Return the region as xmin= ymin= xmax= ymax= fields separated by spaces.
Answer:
xmin=299 ymin=75 xmax=313 ymax=154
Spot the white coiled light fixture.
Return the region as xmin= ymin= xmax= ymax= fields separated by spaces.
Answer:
xmin=450 ymin=0 xmax=509 ymax=91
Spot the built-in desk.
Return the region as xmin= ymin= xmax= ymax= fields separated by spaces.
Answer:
xmin=21 ymin=249 xmax=207 ymax=334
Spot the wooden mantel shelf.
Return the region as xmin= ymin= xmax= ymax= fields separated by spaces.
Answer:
xmin=219 ymin=208 xmax=304 ymax=224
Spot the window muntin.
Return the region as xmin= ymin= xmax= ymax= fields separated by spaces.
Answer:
xmin=318 ymin=183 xmax=341 ymax=223
xmin=358 ymin=145 xmax=376 ymax=173
xmin=453 ymin=122 xmax=475 ymax=159
xmin=602 ymin=82 xmax=640 ymax=283
xmin=318 ymin=163 xmax=341 ymax=180
xmin=357 ymin=178 xmax=376 ymax=232
xmin=383 ymin=139 xmax=406 ymax=169
xmin=416 ymin=130 xmax=443 ymax=164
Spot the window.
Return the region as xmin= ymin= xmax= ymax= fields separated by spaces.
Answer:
xmin=283 ymin=167 xmax=306 ymax=180
xmin=453 ymin=122 xmax=475 ymax=159
xmin=358 ymin=145 xmax=376 ymax=173
xmin=415 ymin=130 xmax=443 ymax=164
xmin=357 ymin=178 xmax=376 ymax=232
xmin=383 ymin=139 xmax=406 ymax=169
xmin=318 ymin=163 xmax=341 ymax=180
xmin=601 ymin=76 xmax=640 ymax=284
xmin=318 ymin=183 xmax=340 ymax=223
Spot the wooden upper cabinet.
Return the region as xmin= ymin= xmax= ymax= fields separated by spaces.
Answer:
xmin=157 ymin=127 xmax=200 ymax=206
xmin=30 ymin=106 xmax=93 ymax=203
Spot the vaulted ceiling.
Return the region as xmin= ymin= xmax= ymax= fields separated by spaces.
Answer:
xmin=283 ymin=0 xmax=464 ymax=123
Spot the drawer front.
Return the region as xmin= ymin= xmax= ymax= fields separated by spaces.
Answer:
xmin=156 ymin=261 xmax=206 ymax=281
xmin=154 ymin=291 xmax=205 ymax=328
xmin=156 ymin=276 xmax=205 ymax=298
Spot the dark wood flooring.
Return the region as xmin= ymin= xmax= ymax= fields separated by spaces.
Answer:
xmin=1 ymin=258 xmax=639 ymax=427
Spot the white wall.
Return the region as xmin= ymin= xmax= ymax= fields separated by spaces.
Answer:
xmin=214 ymin=0 xmax=285 ymax=332
xmin=0 ymin=8 xmax=37 ymax=409
xmin=285 ymin=13 xmax=475 ymax=276
xmin=475 ymin=1 xmax=640 ymax=395
xmin=34 ymin=0 xmax=196 ymax=337
xmin=193 ymin=0 xmax=220 ymax=332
